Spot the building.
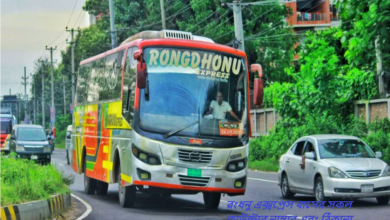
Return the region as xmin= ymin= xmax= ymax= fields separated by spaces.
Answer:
xmin=284 ymin=0 xmax=340 ymax=59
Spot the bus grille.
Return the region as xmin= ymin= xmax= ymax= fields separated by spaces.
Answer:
xmin=178 ymin=175 xmax=210 ymax=187
xmin=346 ymin=170 xmax=382 ymax=178
xmin=178 ymin=149 xmax=213 ymax=163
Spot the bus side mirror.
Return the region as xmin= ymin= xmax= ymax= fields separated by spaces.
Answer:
xmin=134 ymin=49 xmax=147 ymax=89
xmin=251 ymin=64 xmax=263 ymax=106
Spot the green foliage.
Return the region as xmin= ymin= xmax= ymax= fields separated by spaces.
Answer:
xmin=55 ymin=114 xmax=72 ymax=146
xmin=1 ymin=156 xmax=73 ymax=206
xmin=248 ymin=159 xmax=279 ymax=172
xmin=338 ymin=0 xmax=390 ymax=73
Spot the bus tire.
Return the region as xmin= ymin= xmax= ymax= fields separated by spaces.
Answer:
xmin=118 ymin=166 xmax=136 ymax=207
xmin=203 ymin=192 xmax=221 ymax=210
xmin=96 ymin=181 xmax=109 ymax=195
xmin=84 ymin=158 xmax=97 ymax=195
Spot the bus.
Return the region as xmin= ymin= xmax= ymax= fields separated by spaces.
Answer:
xmin=1 ymin=112 xmax=17 ymax=154
xmin=71 ymin=30 xmax=263 ymax=209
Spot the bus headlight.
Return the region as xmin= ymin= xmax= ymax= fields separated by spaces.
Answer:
xmin=132 ymin=145 xmax=161 ymax=165
xmin=226 ymin=158 xmax=247 ymax=172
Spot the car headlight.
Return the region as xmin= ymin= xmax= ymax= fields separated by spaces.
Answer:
xmin=132 ymin=145 xmax=161 ymax=165
xmin=226 ymin=158 xmax=247 ymax=172
xmin=16 ymin=145 xmax=24 ymax=151
xmin=382 ymin=165 xmax=390 ymax=177
xmin=328 ymin=167 xmax=348 ymax=178
xmin=43 ymin=145 xmax=51 ymax=152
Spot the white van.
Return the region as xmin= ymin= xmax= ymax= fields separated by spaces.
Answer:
xmin=65 ymin=125 xmax=72 ymax=164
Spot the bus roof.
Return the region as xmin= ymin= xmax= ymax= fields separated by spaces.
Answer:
xmin=80 ymin=30 xmax=246 ymax=66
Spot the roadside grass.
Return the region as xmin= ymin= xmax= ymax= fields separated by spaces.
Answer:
xmin=248 ymin=159 xmax=279 ymax=172
xmin=1 ymin=153 xmax=74 ymax=206
xmin=55 ymin=139 xmax=65 ymax=149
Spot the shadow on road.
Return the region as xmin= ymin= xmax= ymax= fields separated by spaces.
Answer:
xmin=73 ymin=189 xmax=242 ymax=216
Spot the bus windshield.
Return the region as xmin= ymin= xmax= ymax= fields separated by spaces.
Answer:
xmin=0 ymin=120 xmax=12 ymax=134
xmin=139 ymin=47 xmax=248 ymax=139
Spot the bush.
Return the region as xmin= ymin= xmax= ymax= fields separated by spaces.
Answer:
xmin=1 ymin=153 xmax=74 ymax=206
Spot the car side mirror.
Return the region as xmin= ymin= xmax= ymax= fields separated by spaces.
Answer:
xmin=134 ymin=49 xmax=147 ymax=89
xmin=376 ymin=152 xmax=382 ymax=158
xmin=251 ymin=64 xmax=263 ymax=106
xmin=47 ymin=136 xmax=51 ymax=140
xmin=304 ymin=152 xmax=316 ymax=160
xmin=10 ymin=135 xmax=15 ymax=140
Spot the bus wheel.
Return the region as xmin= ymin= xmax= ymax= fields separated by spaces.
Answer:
xmin=203 ymin=192 xmax=221 ymax=210
xmin=96 ymin=181 xmax=109 ymax=195
xmin=118 ymin=167 xmax=136 ymax=208
xmin=84 ymin=159 xmax=97 ymax=194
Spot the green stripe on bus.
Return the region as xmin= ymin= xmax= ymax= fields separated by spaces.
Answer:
xmin=86 ymin=161 xmax=95 ymax=170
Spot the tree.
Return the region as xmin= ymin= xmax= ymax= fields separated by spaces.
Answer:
xmin=338 ymin=0 xmax=390 ymax=93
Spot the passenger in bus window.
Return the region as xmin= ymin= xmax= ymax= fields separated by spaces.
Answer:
xmin=204 ymin=92 xmax=240 ymax=121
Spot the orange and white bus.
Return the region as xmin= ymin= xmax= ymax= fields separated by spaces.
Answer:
xmin=71 ymin=30 xmax=263 ymax=208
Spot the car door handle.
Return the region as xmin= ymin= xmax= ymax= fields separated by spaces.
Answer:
xmin=286 ymin=159 xmax=289 ymax=163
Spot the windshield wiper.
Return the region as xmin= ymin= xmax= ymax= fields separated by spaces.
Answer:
xmin=163 ymin=120 xmax=199 ymax=139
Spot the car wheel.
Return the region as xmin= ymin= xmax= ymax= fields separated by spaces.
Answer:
xmin=376 ymin=196 xmax=390 ymax=205
xmin=161 ymin=194 xmax=171 ymax=198
xmin=203 ymin=192 xmax=221 ymax=209
xmin=96 ymin=181 xmax=109 ymax=195
xmin=281 ymin=173 xmax=295 ymax=199
xmin=118 ymin=166 xmax=136 ymax=207
xmin=84 ymin=159 xmax=97 ymax=194
xmin=315 ymin=176 xmax=326 ymax=202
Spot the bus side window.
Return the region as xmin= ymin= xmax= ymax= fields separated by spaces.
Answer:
xmin=122 ymin=46 xmax=137 ymax=126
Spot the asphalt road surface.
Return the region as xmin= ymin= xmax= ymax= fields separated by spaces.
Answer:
xmin=52 ymin=149 xmax=390 ymax=220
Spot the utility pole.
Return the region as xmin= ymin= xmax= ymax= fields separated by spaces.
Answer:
xmin=222 ymin=0 xmax=282 ymax=51
xmin=46 ymin=46 xmax=57 ymax=130
xmin=108 ymin=0 xmax=117 ymax=48
xmin=62 ymin=75 xmax=66 ymax=115
xmin=21 ymin=67 xmax=29 ymax=124
xmin=30 ymin=72 xmax=37 ymax=124
xmin=376 ymin=38 xmax=384 ymax=96
xmin=66 ymin=27 xmax=80 ymax=107
xmin=38 ymin=59 xmax=48 ymax=129
xmin=160 ymin=0 xmax=166 ymax=30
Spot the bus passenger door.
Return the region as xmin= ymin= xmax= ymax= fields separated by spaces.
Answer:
xmin=122 ymin=46 xmax=137 ymax=127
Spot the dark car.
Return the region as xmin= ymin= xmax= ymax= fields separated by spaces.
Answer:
xmin=9 ymin=125 xmax=52 ymax=164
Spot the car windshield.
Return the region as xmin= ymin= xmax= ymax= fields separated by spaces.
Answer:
xmin=17 ymin=128 xmax=47 ymax=141
xmin=318 ymin=139 xmax=376 ymax=158
xmin=139 ymin=47 xmax=248 ymax=139
xmin=0 ymin=120 xmax=12 ymax=134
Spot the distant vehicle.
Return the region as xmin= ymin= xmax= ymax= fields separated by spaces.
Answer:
xmin=0 ymin=107 xmax=12 ymax=114
xmin=1 ymin=113 xmax=17 ymax=154
xmin=46 ymin=129 xmax=55 ymax=153
xmin=71 ymin=30 xmax=264 ymax=209
xmin=65 ymin=125 xmax=72 ymax=164
xmin=278 ymin=135 xmax=390 ymax=205
xmin=9 ymin=125 xmax=52 ymax=164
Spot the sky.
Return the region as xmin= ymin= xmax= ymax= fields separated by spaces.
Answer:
xmin=1 ymin=0 xmax=88 ymax=98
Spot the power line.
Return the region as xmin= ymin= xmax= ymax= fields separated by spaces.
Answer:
xmin=186 ymin=10 xmax=218 ymax=31
xmin=66 ymin=0 xmax=80 ymax=28
xmin=73 ymin=9 xmax=84 ymax=29
xmin=194 ymin=10 xmax=230 ymax=35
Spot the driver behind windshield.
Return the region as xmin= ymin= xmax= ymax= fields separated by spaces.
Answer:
xmin=204 ymin=92 xmax=240 ymax=121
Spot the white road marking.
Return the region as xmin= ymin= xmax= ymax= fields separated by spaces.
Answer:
xmin=288 ymin=214 xmax=302 ymax=219
xmin=221 ymin=200 xmax=228 ymax=203
xmin=71 ymin=193 xmax=92 ymax=220
xmin=58 ymin=164 xmax=64 ymax=166
xmin=247 ymin=177 xmax=278 ymax=183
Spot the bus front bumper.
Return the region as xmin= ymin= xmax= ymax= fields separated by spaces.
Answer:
xmin=130 ymin=157 xmax=247 ymax=195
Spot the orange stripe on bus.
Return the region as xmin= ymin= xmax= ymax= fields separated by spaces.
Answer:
xmin=133 ymin=181 xmax=245 ymax=194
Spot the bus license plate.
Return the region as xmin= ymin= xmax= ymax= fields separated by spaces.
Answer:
xmin=361 ymin=184 xmax=373 ymax=193
xmin=187 ymin=169 xmax=202 ymax=177
xmin=31 ymin=155 xmax=38 ymax=160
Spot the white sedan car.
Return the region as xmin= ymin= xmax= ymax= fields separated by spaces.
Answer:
xmin=278 ymin=135 xmax=390 ymax=204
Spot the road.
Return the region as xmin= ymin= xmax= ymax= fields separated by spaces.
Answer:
xmin=51 ymin=149 xmax=389 ymax=220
